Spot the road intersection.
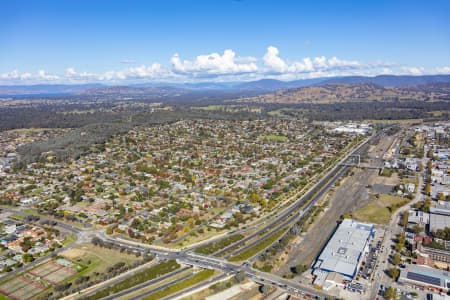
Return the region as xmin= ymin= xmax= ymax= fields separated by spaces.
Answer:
xmin=2 ymin=129 xmax=388 ymax=300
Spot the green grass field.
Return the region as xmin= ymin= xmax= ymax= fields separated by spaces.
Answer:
xmin=353 ymin=202 xmax=391 ymax=224
xmin=258 ymin=135 xmax=288 ymax=142
xmin=194 ymin=234 xmax=244 ymax=255
xmin=61 ymin=233 xmax=77 ymax=246
xmin=143 ymin=269 xmax=215 ymax=300
xmin=61 ymin=243 xmax=141 ymax=276
xmin=378 ymin=194 xmax=408 ymax=207
xmin=193 ymin=105 xmax=227 ymax=111
xmin=353 ymin=194 xmax=409 ymax=224
xmin=10 ymin=214 xmax=24 ymax=220
xmin=23 ymin=208 xmax=38 ymax=215
xmin=229 ymin=228 xmax=287 ymax=262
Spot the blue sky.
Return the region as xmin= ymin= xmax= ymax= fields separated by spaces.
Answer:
xmin=1 ymin=0 xmax=449 ymax=84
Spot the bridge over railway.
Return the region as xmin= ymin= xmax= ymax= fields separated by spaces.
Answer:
xmin=338 ymin=154 xmax=384 ymax=170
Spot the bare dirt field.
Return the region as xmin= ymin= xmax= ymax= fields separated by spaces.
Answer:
xmin=276 ymin=131 xmax=401 ymax=277
xmin=276 ymin=167 xmax=379 ymax=276
xmin=59 ymin=248 xmax=86 ymax=259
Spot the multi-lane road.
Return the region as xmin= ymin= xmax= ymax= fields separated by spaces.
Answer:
xmin=3 ymin=129 xmax=388 ymax=300
xmin=85 ymin=130 xmax=386 ymax=300
xmin=218 ymin=133 xmax=377 ymax=259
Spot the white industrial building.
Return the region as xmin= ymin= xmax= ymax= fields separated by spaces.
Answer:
xmin=313 ymin=219 xmax=374 ymax=279
xmin=408 ymin=210 xmax=430 ymax=225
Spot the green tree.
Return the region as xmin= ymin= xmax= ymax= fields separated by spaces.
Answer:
xmin=293 ymin=264 xmax=308 ymax=274
xmin=425 ymin=183 xmax=431 ymax=195
xmin=400 ymin=212 xmax=408 ymax=228
xmin=22 ymin=253 xmax=34 ymax=263
xmin=384 ymin=287 xmax=397 ymax=300
xmin=106 ymin=226 xmax=114 ymax=235
xmin=388 ymin=267 xmax=400 ymax=280
xmin=393 ymin=253 xmax=401 ymax=266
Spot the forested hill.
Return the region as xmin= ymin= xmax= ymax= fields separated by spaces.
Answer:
xmin=234 ymin=83 xmax=450 ymax=104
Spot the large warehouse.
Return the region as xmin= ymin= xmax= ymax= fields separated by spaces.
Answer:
xmin=313 ymin=219 xmax=374 ymax=279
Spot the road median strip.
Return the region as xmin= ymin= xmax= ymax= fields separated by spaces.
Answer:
xmin=142 ymin=269 xmax=215 ymax=300
xmin=228 ymin=228 xmax=288 ymax=262
xmin=80 ymin=259 xmax=180 ymax=300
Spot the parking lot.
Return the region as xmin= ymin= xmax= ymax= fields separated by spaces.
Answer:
xmin=358 ymin=227 xmax=385 ymax=282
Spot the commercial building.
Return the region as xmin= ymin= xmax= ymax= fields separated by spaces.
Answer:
xmin=408 ymin=210 xmax=430 ymax=225
xmin=418 ymin=246 xmax=450 ymax=264
xmin=313 ymin=219 xmax=374 ymax=279
xmin=430 ymin=206 xmax=450 ymax=232
xmin=399 ymin=264 xmax=450 ymax=292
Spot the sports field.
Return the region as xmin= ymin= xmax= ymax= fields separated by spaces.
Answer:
xmin=29 ymin=260 xmax=63 ymax=277
xmin=0 ymin=259 xmax=77 ymax=300
xmin=43 ymin=266 xmax=76 ymax=284
xmin=0 ymin=275 xmax=46 ymax=300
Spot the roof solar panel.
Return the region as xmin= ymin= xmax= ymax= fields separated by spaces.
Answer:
xmin=407 ymin=272 xmax=441 ymax=286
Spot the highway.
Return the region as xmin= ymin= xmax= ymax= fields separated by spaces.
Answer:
xmin=93 ymin=131 xmax=386 ymax=300
xmin=128 ymin=272 xmax=208 ymax=300
xmin=227 ymin=165 xmax=349 ymax=261
xmin=102 ymin=266 xmax=192 ymax=300
xmin=161 ymin=273 xmax=228 ymax=300
xmin=221 ymin=131 xmax=375 ymax=259
xmin=2 ymin=129 xmax=387 ymax=300
xmin=90 ymin=236 xmax=331 ymax=299
xmin=69 ymin=130 xmax=387 ymax=300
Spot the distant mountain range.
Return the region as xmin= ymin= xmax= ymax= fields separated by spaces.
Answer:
xmin=0 ymin=84 xmax=104 ymax=97
xmin=1 ymin=74 xmax=450 ymax=97
xmin=318 ymin=75 xmax=450 ymax=87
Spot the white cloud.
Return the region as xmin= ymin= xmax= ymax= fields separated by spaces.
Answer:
xmin=37 ymin=70 xmax=59 ymax=81
xmin=1 ymin=46 xmax=449 ymax=84
xmin=171 ymin=49 xmax=258 ymax=76
xmin=121 ymin=63 xmax=165 ymax=79
xmin=66 ymin=67 xmax=77 ymax=77
xmin=381 ymin=68 xmax=394 ymax=75
xmin=401 ymin=66 xmax=425 ymax=75
xmin=326 ymin=56 xmax=361 ymax=69
xmin=263 ymin=46 xmax=288 ymax=73
xmin=0 ymin=70 xmax=32 ymax=80
xmin=65 ymin=68 xmax=97 ymax=80
xmin=63 ymin=65 xmax=168 ymax=82
xmin=263 ymin=46 xmax=361 ymax=75
xmin=98 ymin=63 xmax=167 ymax=81
xmin=434 ymin=66 xmax=450 ymax=74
